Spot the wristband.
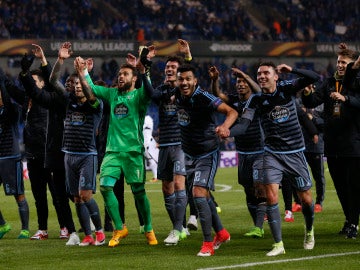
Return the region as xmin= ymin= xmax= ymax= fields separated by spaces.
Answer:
xmin=90 ymin=98 xmax=100 ymax=108
xmin=303 ymin=90 xmax=311 ymax=96
xmin=184 ymin=56 xmax=192 ymax=62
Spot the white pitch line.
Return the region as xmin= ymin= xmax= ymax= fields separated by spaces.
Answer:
xmin=197 ymin=251 xmax=360 ymax=270
xmin=24 ymin=187 xmax=337 ymax=194
xmin=215 ymin=184 xmax=232 ymax=192
xmin=142 ymin=184 xmax=233 ymax=192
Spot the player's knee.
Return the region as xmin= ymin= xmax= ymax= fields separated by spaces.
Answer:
xmin=131 ymin=183 xmax=145 ymax=198
xmin=79 ymin=190 xmax=92 ymax=202
xmin=162 ymin=181 xmax=174 ymax=195
xmin=15 ymin=194 xmax=26 ymax=202
xmin=100 ymin=185 xmax=113 ymax=195
xmin=298 ymin=190 xmax=312 ymax=205
xmin=100 ymin=176 xmax=117 ymax=187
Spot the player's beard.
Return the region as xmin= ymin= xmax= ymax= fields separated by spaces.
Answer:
xmin=118 ymin=81 xmax=132 ymax=93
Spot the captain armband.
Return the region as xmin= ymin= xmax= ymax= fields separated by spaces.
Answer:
xmin=90 ymin=98 xmax=100 ymax=108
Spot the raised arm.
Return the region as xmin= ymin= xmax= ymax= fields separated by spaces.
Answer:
xmin=30 ymin=44 xmax=54 ymax=85
xmin=178 ymin=39 xmax=192 ymax=62
xmin=130 ymin=45 xmax=156 ymax=89
xmin=137 ymin=46 xmax=157 ymax=97
xmin=137 ymin=55 xmax=156 ymax=97
xmin=352 ymin=55 xmax=360 ymax=70
xmin=49 ymin=42 xmax=73 ymax=96
xmin=138 ymin=45 xmax=156 ymax=77
xmin=0 ymin=68 xmax=25 ymax=105
xmin=231 ymin=67 xmax=261 ymax=93
xmin=126 ymin=53 xmax=137 ymax=68
xmin=277 ymin=64 xmax=320 ymax=90
xmin=32 ymin=43 xmax=47 ymax=67
xmin=74 ymin=56 xmax=98 ymax=105
xmin=208 ymin=66 xmax=229 ymax=103
xmin=342 ymin=57 xmax=360 ymax=93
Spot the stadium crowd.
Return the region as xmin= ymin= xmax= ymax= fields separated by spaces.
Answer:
xmin=0 ymin=0 xmax=353 ymax=93
xmin=0 ymin=0 xmax=359 ymax=42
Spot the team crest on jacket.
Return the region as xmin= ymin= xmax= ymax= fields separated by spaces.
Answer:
xmin=70 ymin=112 xmax=86 ymax=126
xmin=269 ymin=106 xmax=290 ymax=123
xmin=114 ymin=103 xmax=128 ymax=118
xmin=177 ymin=109 xmax=190 ymax=126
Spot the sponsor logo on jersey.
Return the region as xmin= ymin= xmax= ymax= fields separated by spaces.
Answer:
xmin=70 ymin=112 xmax=86 ymax=125
xmin=269 ymin=106 xmax=290 ymax=123
xmin=114 ymin=103 xmax=129 ymax=118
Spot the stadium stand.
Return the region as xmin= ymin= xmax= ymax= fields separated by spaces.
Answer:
xmin=0 ymin=0 xmax=359 ymax=42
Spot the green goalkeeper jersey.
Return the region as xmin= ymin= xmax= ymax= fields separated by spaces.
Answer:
xmin=85 ymin=74 xmax=150 ymax=153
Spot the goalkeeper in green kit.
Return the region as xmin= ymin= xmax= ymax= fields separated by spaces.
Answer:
xmin=74 ymin=46 xmax=158 ymax=247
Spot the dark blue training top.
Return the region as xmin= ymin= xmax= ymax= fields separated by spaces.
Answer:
xmin=227 ymin=93 xmax=264 ymax=154
xmin=152 ymin=84 xmax=181 ymax=146
xmin=0 ymin=87 xmax=21 ymax=159
xmin=62 ymin=95 xmax=103 ymax=154
xmin=175 ymin=86 xmax=223 ymax=158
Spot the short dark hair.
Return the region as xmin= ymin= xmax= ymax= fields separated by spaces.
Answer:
xmin=166 ymin=55 xmax=184 ymax=66
xmin=177 ymin=63 xmax=196 ymax=76
xmin=69 ymin=72 xmax=79 ymax=79
xmin=119 ymin=63 xmax=137 ymax=76
xmin=94 ymin=80 xmax=107 ymax=86
xmin=258 ymin=61 xmax=277 ymax=70
xmin=30 ymin=69 xmax=43 ymax=79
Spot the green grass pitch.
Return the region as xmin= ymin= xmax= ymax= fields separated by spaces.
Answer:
xmin=0 ymin=164 xmax=359 ymax=269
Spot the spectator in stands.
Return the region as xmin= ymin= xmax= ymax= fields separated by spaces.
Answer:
xmin=2 ymin=1 xmax=360 ymax=42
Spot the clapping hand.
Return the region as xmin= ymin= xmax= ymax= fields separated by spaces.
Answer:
xmin=58 ymin=42 xmax=73 ymax=60
xmin=209 ymin=66 xmax=219 ymax=80
xmin=32 ymin=44 xmax=45 ymax=59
